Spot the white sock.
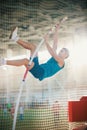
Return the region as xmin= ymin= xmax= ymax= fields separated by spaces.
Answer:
xmin=0 ymin=58 xmax=7 ymax=65
xmin=14 ymin=36 xmax=19 ymax=42
xmin=3 ymin=59 xmax=7 ymax=65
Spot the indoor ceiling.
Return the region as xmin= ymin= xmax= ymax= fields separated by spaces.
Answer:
xmin=0 ymin=0 xmax=87 ymax=52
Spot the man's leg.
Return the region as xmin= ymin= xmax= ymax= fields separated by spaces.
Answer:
xmin=6 ymin=58 xmax=29 ymax=67
xmin=6 ymin=58 xmax=34 ymax=70
xmin=0 ymin=57 xmax=29 ymax=67
xmin=10 ymin=27 xmax=37 ymax=57
xmin=2 ymin=27 xmax=37 ymax=69
xmin=17 ymin=39 xmax=37 ymax=57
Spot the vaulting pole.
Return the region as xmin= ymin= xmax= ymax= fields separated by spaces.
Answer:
xmin=12 ymin=38 xmax=44 ymax=130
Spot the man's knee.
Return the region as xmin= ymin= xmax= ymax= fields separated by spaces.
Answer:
xmin=27 ymin=43 xmax=36 ymax=51
xmin=32 ymin=44 xmax=37 ymax=52
xmin=23 ymin=58 xmax=29 ymax=65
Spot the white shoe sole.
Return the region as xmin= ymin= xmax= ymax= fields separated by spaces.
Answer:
xmin=9 ymin=27 xmax=17 ymax=39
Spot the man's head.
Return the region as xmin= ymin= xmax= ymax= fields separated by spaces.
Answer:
xmin=59 ymin=48 xmax=69 ymax=59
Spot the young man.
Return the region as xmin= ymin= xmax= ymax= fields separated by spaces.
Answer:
xmin=0 ymin=24 xmax=69 ymax=81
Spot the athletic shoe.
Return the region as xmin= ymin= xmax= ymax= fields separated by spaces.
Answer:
xmin=0 ymin=57 xmax=6 ymax=66
xmin=9 ymin=27 xmax=19 ymax=41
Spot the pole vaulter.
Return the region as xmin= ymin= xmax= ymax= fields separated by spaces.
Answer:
xmin=12 ymin=16 xmax=68 ymax=130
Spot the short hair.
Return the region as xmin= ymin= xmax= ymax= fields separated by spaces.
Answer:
xmin=63 ymin=48 xmax=69 ymax=58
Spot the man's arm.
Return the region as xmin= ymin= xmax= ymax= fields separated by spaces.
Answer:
xmin=52 ymin=24 xmax=60 ymax=51
xmin=44 ymin=34 xmax=64 ymax=67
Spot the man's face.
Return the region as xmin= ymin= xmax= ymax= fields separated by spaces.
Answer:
xmin=59 ymin=48 xmax=69 ymax=59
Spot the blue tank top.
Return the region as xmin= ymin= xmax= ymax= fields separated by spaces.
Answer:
xmin=29 ymin=57 xmax=64 ymax=81
xmin=40 ymin=57 xmax=64 ymax=80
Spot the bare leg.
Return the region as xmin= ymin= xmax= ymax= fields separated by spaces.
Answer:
xmin=9 ymin=27 xmax=38 ymax=57
xmin=6 ymin=27 xmax=36 ymax=69
xmin=6 ymin=58 xmax=34 ymax=70
xmin=5 ymin=40 xmax=35 ymax=69
xmin=17 ymin=39 xmax=38 ymax=57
